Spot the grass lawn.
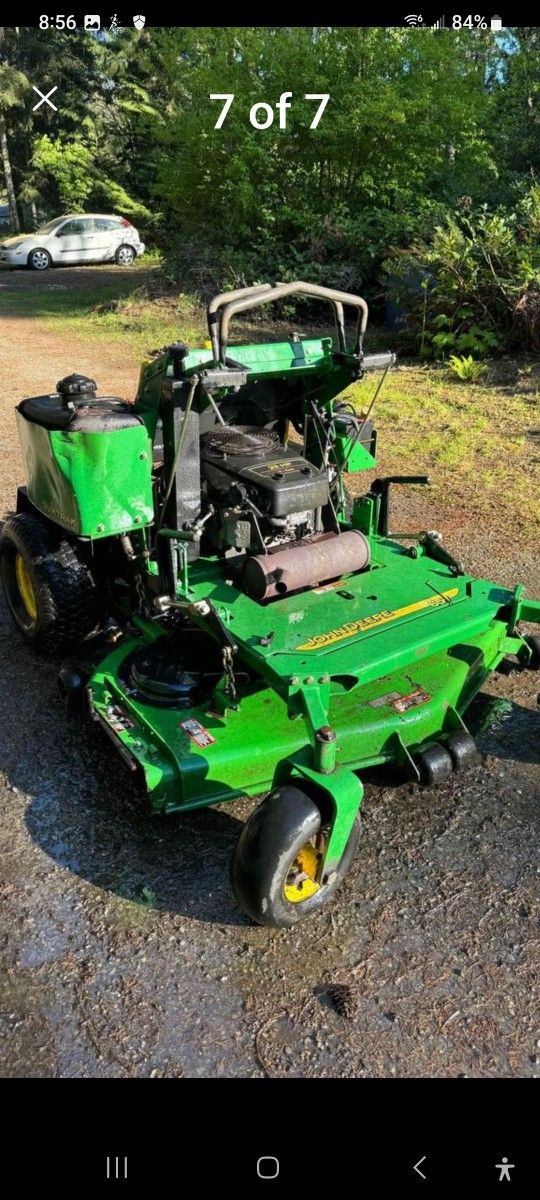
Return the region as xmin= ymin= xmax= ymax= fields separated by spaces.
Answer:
xmin=342 ymin=362 xmax=540 ymax=532
xmin=0 ymin=258 xmax=192 ymax=351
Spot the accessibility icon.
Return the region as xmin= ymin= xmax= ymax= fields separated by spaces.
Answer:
xmin=495 ymin=1157 xmax=515 ymax=1182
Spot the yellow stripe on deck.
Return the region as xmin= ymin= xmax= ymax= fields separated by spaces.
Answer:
xmin=296 ymin=588 xmax=460 ymax=651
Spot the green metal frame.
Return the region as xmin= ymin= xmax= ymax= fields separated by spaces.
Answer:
xmin=13 ymin=301 xmax=540 ymax=891
xmin=84 ymin=326 xmax=540 ymax=887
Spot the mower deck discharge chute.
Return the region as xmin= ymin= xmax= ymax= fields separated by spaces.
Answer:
xmin=3 ymin=280 xmax=539 ymax=926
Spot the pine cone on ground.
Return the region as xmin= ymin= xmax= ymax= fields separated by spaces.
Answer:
xmin=328 ymin=982 xmax=358 ymax=1020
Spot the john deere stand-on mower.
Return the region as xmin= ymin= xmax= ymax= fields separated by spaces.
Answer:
xmin=2 ymin=282 xmax=539 ymax=926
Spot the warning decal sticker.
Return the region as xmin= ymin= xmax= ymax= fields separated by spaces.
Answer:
xmin=392 ymin=689 xmax=432 ymax=713
xmin=368 ymin=691 xmax=402 ymax=709
xmin=296 ymin=588 xmax=459 ymax=651
xmin=180 ymin=718 xmax=216 ymax=748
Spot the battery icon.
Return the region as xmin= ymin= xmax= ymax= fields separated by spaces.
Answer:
xmin=490 ymin=15 xmax=503 ymax=29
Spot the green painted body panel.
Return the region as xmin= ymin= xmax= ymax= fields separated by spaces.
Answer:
xmin=180 ymin=337 xmax=334 ymax=376
xmin=90 ymin=611 xmax=512 ymax=813
xmin=89 ymin=533 xmax=530 ymax=822
xmin=339 ymin=436 xmax=377 ymax=473
xmin=174 ymin=536 xmax=510 ymax=691
xmin=16 ymin=410 xmax=153 ymax=538
xmin=134 ymin=338 xmax=360 ymax=441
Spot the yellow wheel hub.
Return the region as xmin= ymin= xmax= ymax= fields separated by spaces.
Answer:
xmin=284 ymin=841 xmax=322 ymax=904
xmin=15 ymin=553 xmax=37 ymax=621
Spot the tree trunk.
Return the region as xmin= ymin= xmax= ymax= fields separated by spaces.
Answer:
xmin=0 ymin=110 xmax=20 ymax=232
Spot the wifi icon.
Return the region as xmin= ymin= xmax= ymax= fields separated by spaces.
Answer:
xmin=404 ymin=14 xmax=424 ymax=24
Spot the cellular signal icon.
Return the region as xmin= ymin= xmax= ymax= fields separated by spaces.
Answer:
xmin=404 ymin=14 xmax=424 ymax=25
xmin=432 ymin=14 xmax=445 ymax=28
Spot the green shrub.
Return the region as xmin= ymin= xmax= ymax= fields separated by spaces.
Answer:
xmin=384 ymin=185 xmax=540 ymax=355
xmin=159 ymin=162 xmax=447 ymax=310
xmin=447 ymin=354 xmax=486 ymax=382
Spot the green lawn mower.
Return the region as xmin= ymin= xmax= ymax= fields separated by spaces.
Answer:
xmin=2 ymin=281 xmax=539 ymax=927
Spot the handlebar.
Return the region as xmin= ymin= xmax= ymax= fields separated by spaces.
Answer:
xmin=360 ymin=352 xmax=396 ymax=373
xmin=208 ymin=280 xmax=369 ymax=365
xmin=206 ymin=284 xmax=273 ymax=362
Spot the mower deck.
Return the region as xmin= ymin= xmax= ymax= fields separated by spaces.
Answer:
xmin=88 ymin=536 xmax=536 ymax=814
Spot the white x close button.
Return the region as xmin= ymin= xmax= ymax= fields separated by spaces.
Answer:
xmin=32 ymin=85 xmax=58 ymax=112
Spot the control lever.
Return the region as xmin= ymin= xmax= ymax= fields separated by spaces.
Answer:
xmin=368 ymin=475 xmax=431 ymax=537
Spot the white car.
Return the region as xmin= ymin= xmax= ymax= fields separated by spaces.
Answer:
xmin=0 ymin=213 xmax=146 ymax=271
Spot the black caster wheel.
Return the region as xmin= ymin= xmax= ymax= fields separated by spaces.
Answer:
xmin=416 ymin=741 xmax=454 ymax=786
xmin=526 ymin=635 xmax=540 ymax=670
xmin=446 ymin=730 xmax=480 ymax=771
xmin=57 ymin=666 xmax=89 ymax=713
xmin=230 ymin=784 xmax=362 ymax=928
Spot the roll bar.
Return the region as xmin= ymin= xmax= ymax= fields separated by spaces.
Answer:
xmin=207 ymin=281 xmax=369 ymax=365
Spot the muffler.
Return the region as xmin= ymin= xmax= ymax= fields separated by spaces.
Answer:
xmin=242 ymin=530 xmax=370 ymax=601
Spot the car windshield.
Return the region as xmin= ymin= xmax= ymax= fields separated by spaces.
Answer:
xmin=35 ymin=218 xmax=68 ymax=234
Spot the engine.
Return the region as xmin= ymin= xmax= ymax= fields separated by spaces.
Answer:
xmin=200 ymin=426 xmax=329 ymax=556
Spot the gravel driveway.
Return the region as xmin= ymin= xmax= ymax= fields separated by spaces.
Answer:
xmin=0 ymin=268 xmax=538 ymax=1077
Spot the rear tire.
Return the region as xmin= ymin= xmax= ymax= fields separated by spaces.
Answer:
xmin=416 ymin=741 xmax=454 ymax=786
xmin=27 ymin=248 xmax=52 ymax=271
xmin=230 ymin=784 xmax=362 ymax=927
xmin=115 ymin=244 xmax=135 ymax=266
xmin=0 ymin=513 xmax=98 ymax=653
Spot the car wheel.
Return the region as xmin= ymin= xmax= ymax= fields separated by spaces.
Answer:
xmin=28 ymin=248 xmax=52 ymax=271
xmin=115 ymin=244 xmax=136 ymax=266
